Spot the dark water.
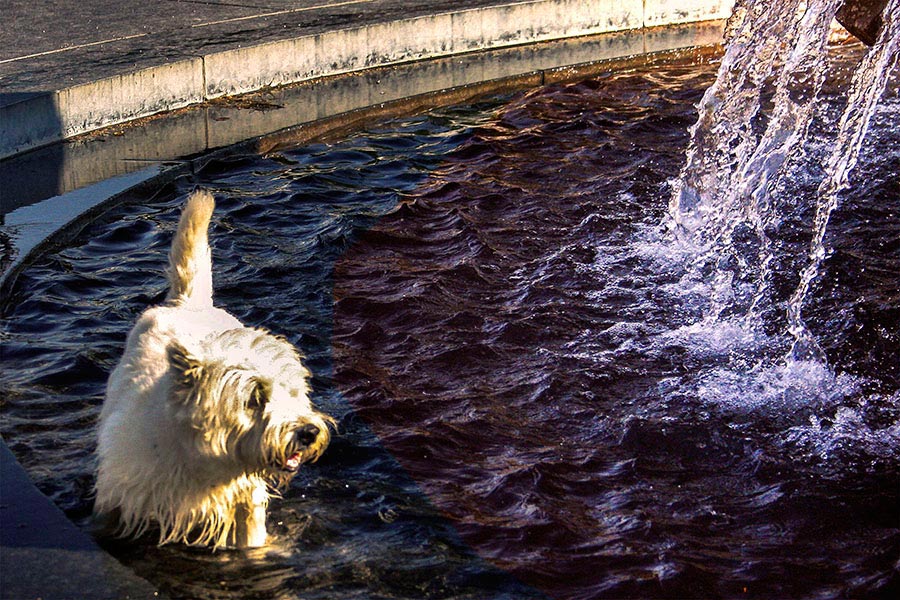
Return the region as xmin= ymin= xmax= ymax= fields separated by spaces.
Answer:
xmin=1 ymin=49 xmax=898 ymax=599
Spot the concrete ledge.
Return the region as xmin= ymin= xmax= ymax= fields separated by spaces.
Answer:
xmin=1 ymin=442 xmax=161 ymax=599
xmin=61 ymin=60 xmax=207 ymax=140
xmin=645 ymin=0 xmax=734 ymax=27
xmin=1 ymin=21 xmax=725 ymax=228
xmin=0 ymin=0 xmax=733 ymax=159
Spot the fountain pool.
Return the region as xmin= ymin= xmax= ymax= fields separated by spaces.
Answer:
xmin=1 ymin=40 xmax=898 ymax=600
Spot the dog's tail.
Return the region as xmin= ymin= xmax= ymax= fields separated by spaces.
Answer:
xmin=166 ymin=190 xmax=215 ymax=307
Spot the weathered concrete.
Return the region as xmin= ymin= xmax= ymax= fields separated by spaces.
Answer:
xmin=0 ymin=0 xmax=735 ymax=159
xmin=644 ymin=0 xmax=733 ymax=27
xmin=1 ymin=442 xmax=161 ymax=599
xmin=1 ymin=21 xmax=725 ymax=215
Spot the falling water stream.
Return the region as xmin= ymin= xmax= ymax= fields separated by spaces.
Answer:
xmin=787 ymin=0 xmax=900 ymax=361
xmin=671 ymin=0 xmax=900 ymax=362
xmin=1 ymin=2 xmax=898 ymax=599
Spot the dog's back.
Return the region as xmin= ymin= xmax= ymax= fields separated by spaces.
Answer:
xmin=166 ymin=190 xmax=215 ymax=308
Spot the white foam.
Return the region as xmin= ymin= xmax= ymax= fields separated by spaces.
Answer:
xmin=689 ymin=357 xmax=860 ymax=415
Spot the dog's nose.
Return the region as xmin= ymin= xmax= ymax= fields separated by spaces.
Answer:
xmin=295 ymin=424 xmax=320 ymax=447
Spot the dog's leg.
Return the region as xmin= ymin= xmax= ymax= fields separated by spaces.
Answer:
xmin=166 ymin=190 xmax=215 ymax=308
xmin=232 ymin=501 xmax=268 ymax=548
xmin=231 ymin=484 xmax=269 ymax=548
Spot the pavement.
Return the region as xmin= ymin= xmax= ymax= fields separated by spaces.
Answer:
xmin=1 ymin=1 xmax=734 ymax=598
xmin=1 ymin=0 xmax=737 ymax=160
xmin=2 ymin=0 xmax=525 ymax=94
xmin=2 ymin=0 xmax=544 ymax=159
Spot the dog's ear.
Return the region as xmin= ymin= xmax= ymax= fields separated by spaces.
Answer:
xmin=168 ymin=341 xmax=203 ymax=388
xmin=248 ymin=378 xmax=271 ymax=410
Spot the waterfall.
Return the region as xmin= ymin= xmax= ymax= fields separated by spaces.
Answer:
xmin=787 ymin=0 xmax=900 ymax=361
xmin=669 ymin=0 xmax=900 ymax=363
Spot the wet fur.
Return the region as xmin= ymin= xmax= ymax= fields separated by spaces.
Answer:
xmin=94 ymin=190 xmax=332 ymax=548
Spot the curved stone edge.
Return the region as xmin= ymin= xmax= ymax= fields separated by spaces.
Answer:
xmin=0 ymin=0 xmax=734 ymax=160
xmin=0 ymin=31 xmax=727 ymax=307
xmin=1 ymin=442 xmax=163 ymax=599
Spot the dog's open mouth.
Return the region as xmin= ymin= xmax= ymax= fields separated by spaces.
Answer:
xmin=282 ymin=452 xmax=304 ymax=472
xmin=272 ymin=421 xmax=332 ymax=473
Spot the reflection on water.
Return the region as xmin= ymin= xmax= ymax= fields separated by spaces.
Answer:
xmin=1 ymin=47 xmax=898 ymax=599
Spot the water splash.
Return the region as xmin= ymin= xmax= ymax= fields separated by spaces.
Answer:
xmin=788 ymin=0 xmax=900 ymax=361
xmin=670 ymin=0 xmax=818 ymax=239
xmin=670 ymin=0 xmax=900 ymax=364
xmin=669 ymin=0 xmax=841 ymax=321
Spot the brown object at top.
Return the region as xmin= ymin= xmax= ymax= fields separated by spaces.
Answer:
xmin=836 ymin=0 xmax=889 ymax=45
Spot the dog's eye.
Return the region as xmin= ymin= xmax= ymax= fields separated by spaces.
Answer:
xmin=248 ymin=380 xmax=270 ymax=409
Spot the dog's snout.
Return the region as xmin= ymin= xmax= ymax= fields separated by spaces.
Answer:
xmin=295 ymin=424 xmax=320 ymax=447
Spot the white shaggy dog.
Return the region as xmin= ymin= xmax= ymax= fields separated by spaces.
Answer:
xmin=94 ymin=190 xmax=333 ymax=549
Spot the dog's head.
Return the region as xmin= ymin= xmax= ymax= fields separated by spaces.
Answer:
xmin=166 ymin=328 xmax=333 ymax=483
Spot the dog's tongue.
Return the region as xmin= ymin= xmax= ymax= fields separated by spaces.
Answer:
xmin=285 ymin=453 xmax=303 ymax=470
